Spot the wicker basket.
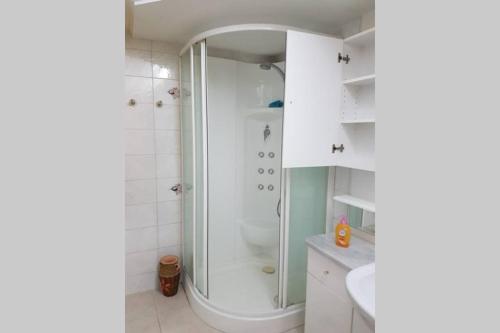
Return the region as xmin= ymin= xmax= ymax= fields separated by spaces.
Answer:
xmin=159 ymin=255 xmax=181 ymax=297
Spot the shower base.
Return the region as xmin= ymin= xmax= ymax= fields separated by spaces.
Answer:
xmin=209 ymin=259 xmax=278 ymax=313
xmin=183 ymin=269 xmax=304 ymax=333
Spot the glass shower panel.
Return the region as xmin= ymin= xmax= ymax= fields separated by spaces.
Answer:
xmin=192 ymin=42 xmax=206 ymax=296
xmin=180 ymin=49 xmax=194 ymax=281
xmin=206 ymin=41 xmax=285 ymax=312
xmin=286 ymin=167 xmax=328 ymax=306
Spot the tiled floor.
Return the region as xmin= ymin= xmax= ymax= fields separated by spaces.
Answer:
xmin=126 ymin=287 xmax=220 ymax=333
xmin=125 ymin=286 xmax=305 ymax=333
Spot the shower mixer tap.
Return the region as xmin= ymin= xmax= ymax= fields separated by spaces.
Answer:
xmin=170 ymin=183 xmax=182 ymax=195
xmin=168 ymin=87 xmax=180 ymax=99
xmin=264 ymin=125 xmax=270 ymax=142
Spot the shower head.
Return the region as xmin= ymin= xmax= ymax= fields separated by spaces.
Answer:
xmin=258 ymin=63 xmax=285 ymax=81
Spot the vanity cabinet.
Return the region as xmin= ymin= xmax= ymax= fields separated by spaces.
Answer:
xmin=304 ymin=235 xmax=375 ymax=333
xmin=282 ymin=28 xmax=375 ymax=171
xmin=304 ymin=247 xmax=352 ymax=333
xmin=351 ymin=310 xmax=374 ymax=333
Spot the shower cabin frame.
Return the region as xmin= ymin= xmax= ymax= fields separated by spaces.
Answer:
xmin=187 ymin=39 xmax=209 ymax=296
xmin=179 ymin=24 xmax=307 ymax=333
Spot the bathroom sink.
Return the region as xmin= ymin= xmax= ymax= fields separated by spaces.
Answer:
xmin=345 ymin=263 xmax=375 ymax=327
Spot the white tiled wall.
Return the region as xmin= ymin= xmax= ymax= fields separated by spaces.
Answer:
xmin=125 ymin=34 xmax=183 ymax=295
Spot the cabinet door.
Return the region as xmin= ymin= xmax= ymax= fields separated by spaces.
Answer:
xmin=305 ymin=273 xmax=352 ymax=333
xmin=282 ymin=30 xmax=343 ymax=168
xmin=351 ymin=310 xmax=374 ymax=333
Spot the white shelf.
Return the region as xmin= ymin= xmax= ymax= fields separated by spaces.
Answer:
xmin=336 ymin=159 xmax=375 ymax=172
xmin=333 ymin=195 xmax=375 ymax=213
xmin=343 ymin=74 xmax=375 ymax=86
xmin=340 ymin=118 xmax=375 ymax=124
xmin=344 ymin=28 xmax=375 ymax=47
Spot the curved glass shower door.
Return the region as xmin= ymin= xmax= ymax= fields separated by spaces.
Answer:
xmin=180 ymin=41 xmax=207 ymax=296
xmin=206 ymin=31 xmax=286 ymax=313
xmin=180 ymin=49 xmax=194 ymax=281
xmin=181 ymin=30 xmax=290 ymax=314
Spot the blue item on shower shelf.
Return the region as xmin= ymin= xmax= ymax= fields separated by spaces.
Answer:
xmin=268 ymin=100 xmax=284 ymax=108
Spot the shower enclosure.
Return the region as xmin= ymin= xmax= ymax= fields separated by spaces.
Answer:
xmin=178 ymin=25 xmax=329 ymax=333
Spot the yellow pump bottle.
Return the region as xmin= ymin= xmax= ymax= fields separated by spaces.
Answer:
xmin=335 ymin=216 xmax=351 ymax=248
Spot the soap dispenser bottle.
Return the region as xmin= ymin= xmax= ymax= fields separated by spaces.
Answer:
xmin=335 ymin=216 xmax=351 ymax=248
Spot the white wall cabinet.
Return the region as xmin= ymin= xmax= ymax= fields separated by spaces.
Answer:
xmin=283 ymin=28 xmax=375 ymax=171
xmin=282 ymin=30 xmax=343 ymax=168
xmin=337 ymin=28 xmax=375 ymax=172
xmin=304 ymin=248 xmax=352 ymax=333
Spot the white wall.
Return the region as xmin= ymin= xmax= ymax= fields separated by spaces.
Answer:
xmin=124 ymin=35 xmax=183 ymax=294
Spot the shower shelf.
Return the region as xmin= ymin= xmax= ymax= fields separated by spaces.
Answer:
xmin=246 ymin=107 xmax=283 ymax=121
xmin=333 ymin=195 xmax=375 ymax=213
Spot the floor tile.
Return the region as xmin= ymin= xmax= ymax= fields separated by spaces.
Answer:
xmin=126 ymin=291 xmax=156 ymax=323
xmin=126 ymin=315 xmax=161 ymax=333
xmin=285 ymin=325 xmax=305 ymax=333
xmin=126 ymin=287 xmax=221 ymax=333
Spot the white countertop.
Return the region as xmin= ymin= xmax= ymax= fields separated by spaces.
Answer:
xmin=305 ymin=233 xmax=375 ymax=270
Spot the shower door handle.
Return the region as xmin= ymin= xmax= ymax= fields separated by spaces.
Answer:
xmin=277 ymin=199 xmax=281 ymax=218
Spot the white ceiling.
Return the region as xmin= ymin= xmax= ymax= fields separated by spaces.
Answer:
xmin=207 ymin=30 xmax=286 ymax=56
xmin=127 ymin=0 xmax=374 ymax=46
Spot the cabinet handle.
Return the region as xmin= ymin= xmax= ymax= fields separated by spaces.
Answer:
xmin=338 ymin=52 xmax=350 ymax=64
xmin=332 ymin=144 xmax=345 ymax=154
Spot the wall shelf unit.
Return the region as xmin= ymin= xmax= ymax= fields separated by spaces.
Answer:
xmin=342 ymin=28 xmax=375 ymax=82
xmin=339 ymin=27 xmax=375 ymax=130
xmin=333 ymin=195 xmax=375 ymax=213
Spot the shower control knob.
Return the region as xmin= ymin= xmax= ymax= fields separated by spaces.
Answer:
xmin=268 ymin=152 xmax=275 ymax=158
xmin=258 ymin=184 xmax=264 ymax=190
xmin=268 ymin=185 xmax=274 ymax=191
xmin=258 ymin=168 xmax=264 ymax=174
xmin=258 ymin=152 xmax=265 ymax=158
xmin=128 ymin=98 xmax=136 ymax=106
xmin=268 ymin=168 xmax=274 ymax=175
